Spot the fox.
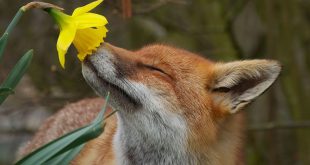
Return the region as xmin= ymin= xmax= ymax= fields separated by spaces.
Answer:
xmin=17 ymin=43 xmax=281 ymax=165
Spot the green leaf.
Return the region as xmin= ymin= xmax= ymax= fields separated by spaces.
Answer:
xmin=15 ymin=93 xmax=111 ymax=165
xmin=4 ymin=8 xmax=24 ymax=35
xmin=0 ymin=50 xmax=33 ymax=105
xmin=44 ymin=144 xmax=85 ymax=165
xmin=15 ymin=119 xmax=103 ymax=165
xmin=0 ymin=33 xmax=9 ymax=62
xmin=0 ymin=87 xmax=14 ymax=96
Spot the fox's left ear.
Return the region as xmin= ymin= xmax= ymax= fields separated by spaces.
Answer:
xmin=211 ymin=60 xmax=281 ymax=114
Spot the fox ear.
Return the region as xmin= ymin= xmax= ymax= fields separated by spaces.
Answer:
xmin=211 ymin=60 xmax=281 ymax=114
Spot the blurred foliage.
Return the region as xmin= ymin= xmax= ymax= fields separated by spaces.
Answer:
xmin=0 ymin=7 xmax=33 ymax=105
xmin=0 ymin=0 xmax=310 ymax=164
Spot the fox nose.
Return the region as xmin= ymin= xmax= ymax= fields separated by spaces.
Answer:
xmin=83 ymin=43 xmax=138 ymax=81
xmin=90 ymin=43 xmax=137 ymax=78
xmin=99 ymin=43 xmax=134 ymax=60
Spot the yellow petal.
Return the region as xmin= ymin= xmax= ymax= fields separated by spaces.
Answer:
xmin=56 ymin=24 xmax=77 ymax=68
xmin=73 ymin=26 xmax=108 ymax=61
xmin=74 ymin=13 xmax=108 ymax=29
xmin=57 ymin=47 xmax=66 ymax=69
xmin=72 ymin=0 xmax=103 ymax=17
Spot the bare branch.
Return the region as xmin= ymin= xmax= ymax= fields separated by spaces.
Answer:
xmin=122 ymin=0 xmax=132 ymax=18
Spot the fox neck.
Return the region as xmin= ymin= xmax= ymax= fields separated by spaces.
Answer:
xmin=112 ymin=108 xmax=243 ymax=165
xmin=112 ymin=104 xmax=195 ymax=164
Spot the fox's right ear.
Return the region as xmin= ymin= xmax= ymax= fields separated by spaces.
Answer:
xmin=211 ymin=60 xmax=281 ymax=114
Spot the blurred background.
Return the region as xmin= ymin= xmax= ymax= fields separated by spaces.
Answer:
xmin=0 ymin=0 xmax=310 ymax=164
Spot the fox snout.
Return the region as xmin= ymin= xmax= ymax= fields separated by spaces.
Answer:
xmin=82 ymin=44 xmax=140 ymax=110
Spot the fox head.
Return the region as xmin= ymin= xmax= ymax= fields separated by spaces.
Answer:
xmin=82 ymin=43 xmax=281 ymax=164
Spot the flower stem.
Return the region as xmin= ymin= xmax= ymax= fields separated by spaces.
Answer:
xmin=0 ymin=1 xmax=62 ymax=61
xmin=21 ymin=2 xmax=63 ymax=12
xmin=4 ymin=1 xmax=63 ymax=36
xmin=4 ymin=8 xmax=24 ymax=35
xmin=0 ymin=8 xmax=24 ymax=62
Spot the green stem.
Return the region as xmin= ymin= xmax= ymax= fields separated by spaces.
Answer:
xmin=3 ymin=1 xmax=63 ymax=35
xmin=4 ymin=8 xmax=25 ymax=36
xmin=0 ymin=8 xmax=24 ymax=62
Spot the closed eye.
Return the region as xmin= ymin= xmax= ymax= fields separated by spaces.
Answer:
xmin=144 ymin=64 xmax=166 ymax=74
xmin=137 ymin=62 xmax=173 ymax=80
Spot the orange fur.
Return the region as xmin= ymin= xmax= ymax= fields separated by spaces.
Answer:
xmin=17 ymin=44 xmax=281 ymax=165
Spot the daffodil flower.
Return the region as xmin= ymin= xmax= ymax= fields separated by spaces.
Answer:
xmin=46 ymin=0 xmax=108 ymax=68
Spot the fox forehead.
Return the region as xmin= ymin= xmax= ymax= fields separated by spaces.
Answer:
xmin=136 ymin=44 xmax=214 ymax=71
xmin=113 ymin=44 xmax=215 ymax=87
